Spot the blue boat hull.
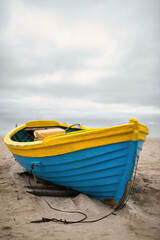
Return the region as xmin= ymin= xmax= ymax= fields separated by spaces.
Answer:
xmin=13 ymin=140 xmax=143 ymax=204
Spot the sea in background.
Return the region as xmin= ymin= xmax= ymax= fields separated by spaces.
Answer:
xmin=0 ymin=112 xmax=159 ymax=137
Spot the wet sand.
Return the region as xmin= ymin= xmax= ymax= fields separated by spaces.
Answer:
xmin=0 ymin=137 xmax=160 ymax=240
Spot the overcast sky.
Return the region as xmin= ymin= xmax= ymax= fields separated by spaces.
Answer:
xmin=0 ymin=0 xmax=160 ymax=136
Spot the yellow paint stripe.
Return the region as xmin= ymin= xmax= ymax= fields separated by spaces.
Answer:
xmin=4 ymin=119 xmax=149 ymax=157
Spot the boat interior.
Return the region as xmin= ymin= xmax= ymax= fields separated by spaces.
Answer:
xmin=11 ymin=125 xmax=83 ymax=143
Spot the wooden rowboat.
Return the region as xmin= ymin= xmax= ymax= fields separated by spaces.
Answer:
xmin=4 ymin=118 xmax=149 ymax=206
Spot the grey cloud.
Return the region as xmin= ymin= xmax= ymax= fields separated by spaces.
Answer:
xmin=0 ymin=1 xmax=13 ymax=30
xmin=0 ymin=72 xmax=159 ymax=110
xmin=0 ymin=0 xmax=160 ymax=137
xmin=0 ymin=41 xmax=94 ymax=84
xmin=94 ymin=75 xmax=160 ymax=108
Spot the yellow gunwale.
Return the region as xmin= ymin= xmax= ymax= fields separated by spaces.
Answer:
xmin=4 ymin=119 xmax=149 ymax=157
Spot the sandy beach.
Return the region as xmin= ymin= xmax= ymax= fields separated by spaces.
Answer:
xmin=0 ymin=137 xmax=159 ymax=240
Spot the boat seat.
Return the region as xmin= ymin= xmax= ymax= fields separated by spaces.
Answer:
xmin=34 ymin=128 xmax=65 ymax=141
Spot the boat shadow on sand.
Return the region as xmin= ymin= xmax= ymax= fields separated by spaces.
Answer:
xmin=15 ymin=169 xmax=138 ymax=211
xmin=17 ymin=171 xmax=80 ymax=198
